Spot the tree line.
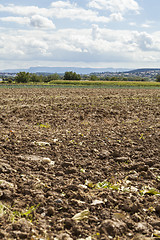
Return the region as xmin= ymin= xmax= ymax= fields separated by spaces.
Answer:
xmin=1 ymin=71 xmax=160 ymax=83
xmin=13 ymin=71 xmax=81 ymax=83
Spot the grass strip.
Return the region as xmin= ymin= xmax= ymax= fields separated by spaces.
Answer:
xmin=49 ymin=80 xmax=160 ymax=87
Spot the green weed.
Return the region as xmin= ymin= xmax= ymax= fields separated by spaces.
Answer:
xmin=8 ymin=204 xmax=40 ymax=223
xmin=140 ymin=188 xmax=160 ymax=196
xmin=37 ymin=123 xmax=50 ymax=128
xmin=85 ymin=180 xmax=119 ymax=191
xmin=139 ymin=133 xmax=144 ymax=140
xmin=48 ymin=80 xmax=160 ymax=88
xmin=0 ymin=202 xmax=5 ymax=217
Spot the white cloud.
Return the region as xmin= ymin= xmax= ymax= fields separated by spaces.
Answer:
xmin=0 ymin=16 xmax=30 ymax=25
xmin=30 ymin=15 xmax=55 ymax=29
xmin=1 ymin=27 xmax=160 ymax=65
xmin=50 ymin=1 xmax=110 ymax=23
xmin=133 ymin=32 xmax=154 ymax=51
xmin=110 ymin=13 xmax=124 ymax=21
xmin=0 ymin=1 xmax=129 ymax=24
xmin=88 ymin=0 xmax=140 ymax=14
xmin=0 ymin=4 xmax=40 ymax=16
xmin=0 ymin=4 xmax=47 ymax=16
xmin=129 ymin=22 xmax=137 ymax=26
xmin=0 ymin=0 xmax=160 ymax=69
xmin=141 ymin=24 xmax=150 ymax=28
xmin=0 ymin=15 xmax=55 ymax=29
xmin=92 ymin=24 xmax=100 ymax=40
xmin=51 ymin=1 xmax=75 ymax=8
xmin=141 ymin=21 xmax=154 ymax=29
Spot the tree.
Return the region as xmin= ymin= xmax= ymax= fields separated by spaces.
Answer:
xmin=156 ymin=74 xmax=160 ymax=82
xmin=64 ymin=71 xmax=81 ymax=80
xmin=90 ymin=75 xmax=99 ymax=81
xmin=30 ymin=73 xmax=42 ymax=82
xmin=46 ymin=73 xmax=60 ymax=82
xmin=15 ymin=72 xmax=30 ymax=83
xmin=7 ymin=78 xmax=13 ymax=83
xmin=83 ymin=74 xmax=89 ymax=80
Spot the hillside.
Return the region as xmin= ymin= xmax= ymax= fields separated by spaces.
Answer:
xmin=1 ymin=67 xmax=130 ymax=74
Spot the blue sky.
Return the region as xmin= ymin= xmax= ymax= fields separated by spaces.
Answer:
xmin=0 ymin=0 xmax=160 ymax=70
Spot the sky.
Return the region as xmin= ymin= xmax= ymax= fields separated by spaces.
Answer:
xmin=0 ymin=0 xmax=160 ymax=70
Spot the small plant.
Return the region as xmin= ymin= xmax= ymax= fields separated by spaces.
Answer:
xmin=139 ymin=133 xmax=144 ymax=140
xmin=157 ymin=176 xmax=160 ymax=181
xmin=80 ymin=168 xmax=85 ymax=173
xmin=95 ymin=180 xmax=119 ymax=190
xmin=85 ymin=180 xmax=119 ymax=191
xmin=9 ymin=204 xmax=39 ymax=223
xmin=0 ymin=202 xmax=5 ymax=217
xmin=140 ymin=188 xmax=160 ymax=196
xmin=37 ymin=123 xmax=50 ymax=128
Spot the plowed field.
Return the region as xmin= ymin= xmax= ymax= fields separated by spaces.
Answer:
xmin=0 ymin=88 xmax=160 ymax=240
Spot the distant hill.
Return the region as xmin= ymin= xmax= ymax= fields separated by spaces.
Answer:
xmin=126 ymin=68 xmax=160 ymax=73
xmin=0 ymin=67 xmax=131 ymax=74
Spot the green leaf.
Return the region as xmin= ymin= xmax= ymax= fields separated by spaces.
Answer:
xmin=0 ymin=202 xmax=4 ymax=218
xmin=140 ymin=188 xmax=160 ymax=196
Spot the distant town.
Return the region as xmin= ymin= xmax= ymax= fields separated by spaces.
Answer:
xmin=95 ymin=68 xmax=160 ymax=80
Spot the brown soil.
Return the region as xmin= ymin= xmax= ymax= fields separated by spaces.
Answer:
xmin=0 ymin=87 xmax=160 ymax=240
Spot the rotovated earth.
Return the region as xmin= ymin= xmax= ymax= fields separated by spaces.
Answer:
xmin=0 ymin=87 xmax=160 ymax=240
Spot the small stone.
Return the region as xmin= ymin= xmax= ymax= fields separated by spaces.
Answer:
xmin=99 ymin=219 xmax=126 ymax=237
xmin=130 ymin=203 xmax=140 ymax=213
xmin=64 ymin=218 xmax=74 ymax=229
xmin=156 ymin=183 xmax=160 ymax=190
xmin=70 ymin=199 xmax=86 ymax=207
xmin=127 ymin=173 xmax=138 ymax=181
xmin=56 ymin=232 xmax=73 ymax=240
xmin=66 ymin=184 xmax=78 ymax=191
xmin=64 ymin=168 xmax=76 ymax=174
xmin=0 ymin=163 xmax=12 ymax=173
xmin=137 ymin=164 xmax=148 ymax=172
xmin=0 ymin=230 xmax=6 ymax=239
xmin=0 ymin=180 xmax=15 ymax=190
xmin=12 ymin=218 xmax=32 ymax=233
xmin=132 ymin=234 xmax=151 ymax=240
xmin=12 ymin=231 xmax=28 ymax=239
xmin=156 ymin=205 xmax=160 ymax=215
xmin=112 ymin=212 xmax=126 ymax=221
xmin=115 ymin=157 xmax=129 ymax=162
xmin=151 ymin=221 xmax=160 ymax=227
xmin=2 ymin=189 xmax=12 ymax=200
xmin=33 ymin=141 xmax=50 ymax=146
xmin=0 ymin=190 xmax=3 ymax=197
xmin=111 ymin=150 xmax=121 ymax=158
xmin=54 ymin=199 xmax=63 ymax=204
xmin=55 ymin=171 xmax=64 ymax=176
xmin=47 ymin=207 xmax=54 ymax=216
xmin=145 ymin=159 xmax=154 ymax=167
xmin=36 ymin=194 xmax=44 ymax=202
xmin=41 ymin=157 xmax=51 ymax=164
xmin=72 ymin=225 xmax=82 ymax=236
xmin=61 ymin=162 xmax=74 ymax=168
xmin=139 ymin=171 xmax=148 ymax=179
xmin=132 ymin=213 xmax=142 ymax=222
xmin=135 ymin=222 xmax=149 ymax=234
xmin=91 ymin=199 xmax=104 ymax=205
xmin=99 ymin=150 xmax=110 ymax=159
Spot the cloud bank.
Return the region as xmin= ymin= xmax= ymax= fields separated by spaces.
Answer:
xmin=0 ymin=0 xmax=160 ymax=69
